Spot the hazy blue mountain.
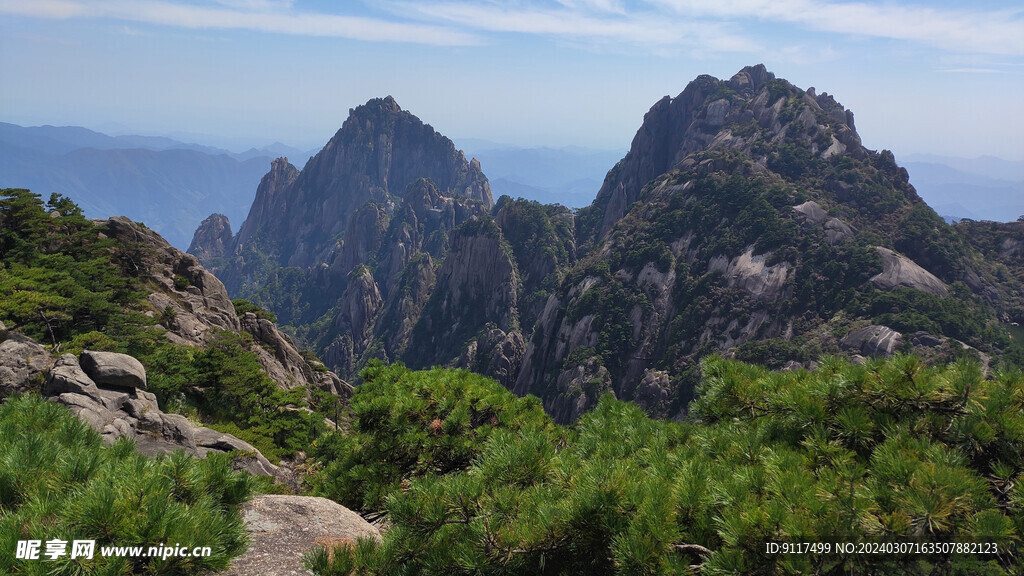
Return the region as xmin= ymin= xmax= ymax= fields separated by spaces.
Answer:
xmin=459 ymin=141 xmax=625 ymax=208
xmin=0 ymin=123 xmax=281 ymax=248
xmin=901 ymin=156 xmax=1024 ymax=222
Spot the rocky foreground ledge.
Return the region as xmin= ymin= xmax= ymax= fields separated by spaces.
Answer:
xmin=0 ymin=328 xmax=280 ymax=476
xmin=1 ymin=322 xmax=381 ymax=575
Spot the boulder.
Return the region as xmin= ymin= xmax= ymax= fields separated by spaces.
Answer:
xmin=193 ymin=427 xmax=280 ymax=477
xmin=43 ymin=354 xmax=100 ymax=397
xmin=870 ymin=247 xmax=948 ymax=297
xmin=0 ymin=335 xmax=53 ymax=396
xmin=792 ymin=201 xmax=827 ymax=225
xmin=841 ymin=325 xmax=903 ymax=357
xmin=706 ymin=247 xmax=789 ymax=301
xmin=222 ymin=495 xmax=381 ymax=576
xmin=824 ymin=217 xmax=855 ymax=245
xmin=79 ymin=350 xmax=147 ymax=390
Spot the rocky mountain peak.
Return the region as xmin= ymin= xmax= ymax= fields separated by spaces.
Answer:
xmin=728 ymin=63 xmax=775 ymax=94
xmin=204 ymin=97 xmax=492 ymax=277
xmin=187 ymin=213 xmax=232 ymax=262
xmin=583 ymin=64 xmax=868 ymax=241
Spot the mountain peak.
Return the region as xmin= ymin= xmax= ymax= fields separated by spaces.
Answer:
xmin=583 ymin=64 xmax=865 ymax=239
xmin=728 ymin=63 xmax=775 ymax=93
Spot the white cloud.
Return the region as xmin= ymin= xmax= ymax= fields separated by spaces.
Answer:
xmin=0 ymin=0 xmax=481 ymax=45
xmin=649 ymin=0 xmax=1024 ymax=56
xmin=394 ymin=2 xmax=758 ymax=52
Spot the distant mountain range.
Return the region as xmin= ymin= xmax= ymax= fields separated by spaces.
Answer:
xmin=901 ymin=153 xmax=1024 ymax=223
xmin=0 ymin=122 xmax=317 ymax=248
xmin=2 ymin=120 xmax=1018 ymax=251
xmin=456 ymin=140 xmax=625 ymax=209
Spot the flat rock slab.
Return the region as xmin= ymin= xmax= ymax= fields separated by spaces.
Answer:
xmin=223 ymin=495 xmax=380 ymax=576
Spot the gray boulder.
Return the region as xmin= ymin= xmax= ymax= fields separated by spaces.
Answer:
xmin=824 ymin=217 xmax=855 ymax=245
xmin=222 ymin=495 xmax=381 ymax=576
xmin=44 ymin=354 xmax=101 ymax=397
xmin=841 ymin=325 xmax=903 ymax=357
xmin=193 ymin=427 xmax=280 ymax=477
xmin=80 ymin=350 xmax=147 ymax=390
xmin=793 ymin=200 xmax=827 ymax=225
xmin=0 ymin=335 xmax=53 ymax=396
xmin=870 ymin=247 xmax=948 ymax=297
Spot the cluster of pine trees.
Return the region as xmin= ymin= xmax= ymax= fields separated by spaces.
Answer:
xmin=307 ymin=356 xmax=1024 ymax=575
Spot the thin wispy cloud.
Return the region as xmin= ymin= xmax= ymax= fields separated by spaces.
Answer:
xmin=0 ymin=0 xmax=481 ymax=45
xmin=938 ymin=68 xmax=1007 ymax=74
xmin=650 ymin=0 xmax=1024 ymax=56
xmin=394 ymin=2 xmax=758 ymax=52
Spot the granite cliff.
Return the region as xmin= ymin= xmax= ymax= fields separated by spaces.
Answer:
xmin=191 ymin=67 xmax=1023 ymax=422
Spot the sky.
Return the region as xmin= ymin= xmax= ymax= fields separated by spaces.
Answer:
xmin=2 ymin=0 xmax=1023 ymax=161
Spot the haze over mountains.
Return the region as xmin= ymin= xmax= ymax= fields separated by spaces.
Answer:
xmin=901 ymin=153 xmax=1024 ymax=222
xmin=2 ymin=116 xmax=1019 ymax=255
xmin=0 ymin=122 xmax=317 ymax=248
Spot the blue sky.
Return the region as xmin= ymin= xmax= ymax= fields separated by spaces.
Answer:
xmin=2 ymin=0 xmax=1023 ymax=161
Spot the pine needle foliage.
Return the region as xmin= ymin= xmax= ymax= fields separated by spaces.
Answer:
xmin=0 ymin=394 xmax=255 ymax=575
xmin=309 ymin=355 xmax=1024 ymax=575
xmin=308 ymin=361 xmax=556 ymax=510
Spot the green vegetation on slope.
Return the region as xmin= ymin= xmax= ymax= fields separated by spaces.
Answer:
xmin=0 ymin=394 xmax=256 ymax=575
xmin=0 ymin=189 xmax=327 ymax=459
xmin=308 ymin=356 xmax=1024 ymax=575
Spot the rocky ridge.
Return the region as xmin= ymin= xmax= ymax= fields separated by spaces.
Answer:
xmin=189 ymin=66 xmax=1022 ymax=423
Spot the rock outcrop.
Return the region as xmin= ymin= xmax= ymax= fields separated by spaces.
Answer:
xmin=870 ymin=247 xmax=949 ymax=297
xmin=240 ymin=312 xmax=350 ymax=397
xmin=205 ymin=97 xmax=493 ymax=287
xmin=103 ymin=216 xmax=240 ymax=346
xmin=102 ymin=214 xmax=348 ymax=398
xmin=79 ymin=349 xmax=147 ymax=390
xmin=0 ymin=332 xmax=54 ymax=398
xmin=840 ymin=325 xmax=903 ymax=357
xmin=407 ymin=218 xmax=519 ymax=368
xmin=222 ymin=495 xmax=381 ymax=576
xmin=0 ymin=345 xmax=282 ymax=478
xmin=707 ymin=247 xmax=790 ymax=302
xmin=187 ymin=213 xmax=233 ymax=262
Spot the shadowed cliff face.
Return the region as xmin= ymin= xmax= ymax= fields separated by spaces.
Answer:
xmin=191 ymin=67 xmax=1023 ymax=423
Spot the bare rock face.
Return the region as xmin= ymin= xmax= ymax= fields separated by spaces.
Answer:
xmin=824 ymin=217 xmax=855 ymax=245
xmin=187 ymin=213 xmax=232 ymax=262
xmin=220 ymin=97 xmax=492 ymax=276
xmin=335 ymin=267 xmax=383 ymax=351
xmin=406 ymin=219 xmax=518 ymax=368
xmin=707 ymin=247 xmax=790 ymax=302
xmin=234 ymin=157 xmax=300 ymax=251
xmin=870 ymin=247 xmax=949 ymax=297
xmin=102 ymin=216 xmax=240 ymax=345
xmin=79 ymin=350 xmax=147 ymax=390
xmin=633 ymin=369 xmax=672 ymax=413
xmin=222 ymin=495 xmax=381 ymax=576
xmin=792 ymin=200 xmax=827 ymax=224
xmin=545 ymin=357 xmax=612 ymax=423
xmin=840 ymin=325 xmax=903 ymax=357
xmin=0 ymin=334 xmax=53 ymax=397
xmin=240 ymin=312 xmax=351 ymax=397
